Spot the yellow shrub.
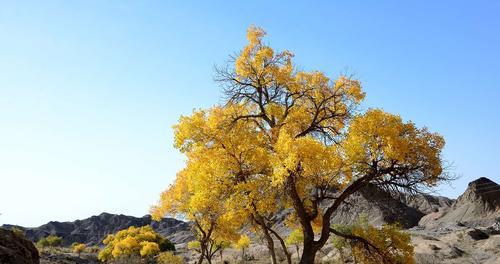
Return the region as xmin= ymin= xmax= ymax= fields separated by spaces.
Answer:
xmin=157 ymin=251 xmax=184 ymax=264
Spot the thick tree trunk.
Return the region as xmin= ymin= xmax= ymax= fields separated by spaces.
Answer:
xmin=299 ymin=242 xmax=317 ymax=264
xmin=299 ymin=251 xmax=317 ymax=264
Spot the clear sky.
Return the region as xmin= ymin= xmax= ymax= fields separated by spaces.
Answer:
xmin=1 ymin=1 xmax=499 ymax=227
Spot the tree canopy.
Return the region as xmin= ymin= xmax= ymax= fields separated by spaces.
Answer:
xmin=152 ymin=26 xmax=448 ymax=264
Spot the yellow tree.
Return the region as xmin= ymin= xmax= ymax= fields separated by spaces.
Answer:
xmin=156 ymin=26 xmax=449 ymax=264
xmin=154 ymin=104 xmax=292 ymax=264
xmin=151 ymin=151 xmax=242 ymax=264
xmin=72 ymin=243 xmax=86 ymax=257
xmin=233 ymin=235 xmax=251 ymax=262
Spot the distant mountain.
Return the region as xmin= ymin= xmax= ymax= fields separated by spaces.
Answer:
xmin=419 ymin=177 xmax=500 ymax=227
xmin=2 ymin=213 xmax=193 ymax=246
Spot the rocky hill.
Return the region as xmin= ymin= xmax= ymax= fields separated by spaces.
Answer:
xmin=419 ymin=177 xmax=500 ymax=227
xmin=330 ymin=184 xmax=454 ymax=228
xmin=2 ymin=213 xmax=193 ymax=246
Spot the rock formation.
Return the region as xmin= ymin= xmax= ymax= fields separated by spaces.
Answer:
xmin=0 ymin=228 xmax=39 ymax=264
xmin=419 ymin=177 xmax=500 ymax=227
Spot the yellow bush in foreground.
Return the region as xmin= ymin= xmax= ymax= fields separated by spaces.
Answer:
xmin=98 ymin=226 xmax=172 ymax=262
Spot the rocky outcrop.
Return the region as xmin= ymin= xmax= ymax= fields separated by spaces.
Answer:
xmin=2 ymin=213 xmax=193 ymax=246
xmin=331 ymin=184 xmax=426 ymax=228
xmin=329 ymin=183 xmax=456 ymax=228
xmin=0 ymin=228 xmax=39 ymax=264
xmin=419 ymin=177 xmax=500 ymax=227
xmin=398 ymin=193 xmax=454 ymax=214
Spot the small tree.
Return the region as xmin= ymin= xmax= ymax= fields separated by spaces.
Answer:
xmin=286 ymin=229 xmax=303 ymax=261
xmin=234 ymin=235 xmax=251 ymax=262
xmin=72 ymin=243 xmax=86 ymax=257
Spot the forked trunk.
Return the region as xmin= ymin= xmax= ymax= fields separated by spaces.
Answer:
xmin=255 ymin=215 xmax=278 ymax=264
xmin=264 ymin=232 xmax=278 ymax=264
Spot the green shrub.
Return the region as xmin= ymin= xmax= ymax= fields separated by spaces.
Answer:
xmin=158 ymin=237 xmax=175 ymax=252
xmin=37 ymin=235 xmax=63 ymax=248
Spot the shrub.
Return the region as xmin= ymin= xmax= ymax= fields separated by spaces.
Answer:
xmin=156 ymin=252 xmax=184 ymax=264
xmin=98 ymin=225 xmax=174 ymax=262
xmin=10 ymin=227 xmax=25 ymax=238
xmin=46 ymin=235 xmax=63 ymax=247
xmin=158 ymin=237 xmax=175 ymax=252
xmin=37 ymin=235 xmax=63 ymax=248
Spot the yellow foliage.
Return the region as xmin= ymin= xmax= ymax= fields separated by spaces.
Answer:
xmin=157 ymin=251 xmax=184 ymax=264
xmin=153 ymin=26 xmax=446 ymax=263
xmin=233 ymin=235 xmax=250 ymax=250
xmin=345 ymin=109 xmax=444 ymax=184
xmin=187 ymin=241 xmax=201 ymax=250
xmin=285 ymin=229 xmax=303 ymax=246
xmin=139 ymin=241 xmax=160 ymax=256
xmin=98 ymin=226 xmax=166 ymax=262
xmin=350 ymin=224 xmax=414 ymax=264
xmin=72 ymin=243 xmax=86 ymax=255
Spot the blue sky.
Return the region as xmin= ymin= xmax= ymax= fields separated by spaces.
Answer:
xmin=1 ymin=1 xmax=499 ymax=227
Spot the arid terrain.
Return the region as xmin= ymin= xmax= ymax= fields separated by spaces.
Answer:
xmin=2 ymin=177 xmax=499 ymax=264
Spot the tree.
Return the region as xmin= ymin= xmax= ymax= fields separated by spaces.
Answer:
xmin=155 ymin=26 xmax=450 ymax=264
xmin=97 ymin=226 xmax=173 ymax=262
xmin=233 ymin=235 xmax=251 ymax=262
xmin=72 ymin=243 xmax=86 ymax=257
xmin=286 ymin=229 xmax=303 ymax=261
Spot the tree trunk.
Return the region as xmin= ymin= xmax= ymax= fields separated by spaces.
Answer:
xmin=205 ymin=249 xmax=212 ymax=264
xmin=296 ymin=245 xmax=300 ymax=261
xmin=271 ymin=230 xmax=292 ymax=264
xmin=197 ymin=252 xmax=204 ymax=264
xmin=298 ymin=244 xmax=317 ymax=264
xmin=264 ymin=232 xmax=278 ymax=264
xmin=255 ymin=215 xmax=278 ymax=264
